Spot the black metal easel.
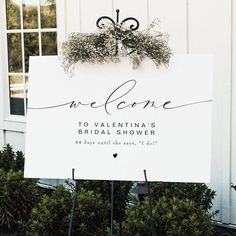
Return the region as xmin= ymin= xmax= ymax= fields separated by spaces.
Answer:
xmin=110 ymin=181 xmax=114 ymax=236
xmin=67 ymin=171 xmax=116 ymax=236
xmin=144 ymin=169 xmax=157 ymax=236
xmin=97 ymin=10 xmax=140 ymax=235
xmin=68 ymin=168 xmax=79 ymax=236
xmin=68 ymin=10 xmax=157 ymax=236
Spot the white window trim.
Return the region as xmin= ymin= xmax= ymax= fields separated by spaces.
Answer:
xmin=0 ymin=0 xmax=66 ymax=133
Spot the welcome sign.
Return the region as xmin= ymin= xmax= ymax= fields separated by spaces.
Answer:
xmin=25 ymin=55 xmax=213 ymax=182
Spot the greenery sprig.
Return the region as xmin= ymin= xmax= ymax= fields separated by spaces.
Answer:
xmin=60 ymin=20 xmax=172 ymax=74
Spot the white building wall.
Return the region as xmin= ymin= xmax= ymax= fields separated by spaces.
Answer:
xmin=0 ymin=0 xmax=235 ymax=225
xmin=188 ymin=0 xmax=232 ymax=223
xmin=230 ymin=0 xmax=236 ymax=224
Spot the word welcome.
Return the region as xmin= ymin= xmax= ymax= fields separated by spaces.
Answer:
xmin=29 ymin=79 xmax=212 ymax=115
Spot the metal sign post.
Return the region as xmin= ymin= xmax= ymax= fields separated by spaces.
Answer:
xmin=68 ymin=168 xmax=79 ymax=236
xmin=144 ymin=169 xmax=157 ymax=236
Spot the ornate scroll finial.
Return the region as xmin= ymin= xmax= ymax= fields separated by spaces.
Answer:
xmin=96 ymin=9 xmax=139 ymax=31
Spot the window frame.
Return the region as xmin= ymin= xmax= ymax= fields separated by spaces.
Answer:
xmin=0 ymin=0 xmax=66 ymax=132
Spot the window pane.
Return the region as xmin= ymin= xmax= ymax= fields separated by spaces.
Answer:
xmin=6 ymin=0 xmax=21 ymax=29
xmin=23 ymin=0 xmax=38 ymax=29
xmin=9 ymin=76 xmax=25 ymax=115
xmin=42 ymin=32 xmax=57 ymax=55
xmin=40 ymin=0 xmax=57 ymax=28
xmin=7 ymin=33 xmax=23 ymax=72
xmin=24 ymin=33 xmax=39 ymax=72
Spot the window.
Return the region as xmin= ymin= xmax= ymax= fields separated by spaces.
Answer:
xmin=5 ymin=0 xmax=58 ymax=116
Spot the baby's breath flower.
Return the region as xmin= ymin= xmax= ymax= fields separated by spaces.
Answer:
xmin=59 ymin=21 xmax=172 ymax=74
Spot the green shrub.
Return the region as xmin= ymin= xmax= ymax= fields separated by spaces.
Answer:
xmin=27 ymin=185 xmax=71 ymax=236
xmin=122 ymin=182 xmax=217 ymax=236
xmin=0 ymin=144 xmax=24 ymax=172
xmin=27 ymin=185 xmax=110 ymax=236
xmin=122 ymin=196 xmax=216 ymax=236
xmin=150 ymin=182 xmax=216 ymax=212
xmin=0 ymin=144 xmax=218 ymax=235
xmin=0 ymin=169 xmax=38 ymax=233
xmin=80 ymin=180 xmax=132 ymax=222
xmin=72 ymin=187 xmax=109 ymax=235
xmin=0 ymin=145 xmax=38 ymax=233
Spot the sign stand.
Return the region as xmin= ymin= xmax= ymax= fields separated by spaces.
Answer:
xmin=67 ymin=11 xmax=153 ymax=236
xmin=68 ymin=168 xmax=79 ymax=236
xmin=118 ymin=181 xmax=123 ymax=236
xmin=144 ymin=169 xmax=157 ymax=236
xmin=111 ymin=181 xmax=114 ymax=236
xmin=98 ymin=10 xmax=141 ymax=235
xmin=67 ymin=171 xmax=117 ymax=236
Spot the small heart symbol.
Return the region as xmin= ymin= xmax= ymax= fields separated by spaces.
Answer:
xmin=113 ymin=153 xmax=118 ymax=158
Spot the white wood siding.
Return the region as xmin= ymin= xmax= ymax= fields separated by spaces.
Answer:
xmin=231 ymin=0 xmax=236 ymax=224
xmin=149 ymin=0 xmax=187 ymax=54
xmin=0 ymin=0 xmax=235 ymax=225
xmin=188 ymin=0 xmax=232 ymax=223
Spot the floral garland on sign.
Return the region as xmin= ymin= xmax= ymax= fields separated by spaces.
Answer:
xmin=59 ymin=20 xmax=172 ymax=74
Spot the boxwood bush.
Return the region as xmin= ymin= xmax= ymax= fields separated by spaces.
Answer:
xmin=0 ymin=145 xmax=218 ymax=235
xmin=79 ymin=180 xmax=132 ymax=222
xmin=122 ymin=196 xmax=216 ymax=236
xmin=122 ymin=182 xmax=217 ymax=235
xmin=150 ymin=182 xmax=216 ymax=212
xmin=0 ymin=144 xmax=24 ymax=172
xmin=0 ymin=145 xmax=38 ymax=234
xmin=27 ymin=185 xmax=110 ymax=236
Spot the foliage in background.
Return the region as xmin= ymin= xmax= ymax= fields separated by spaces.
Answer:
xmin=27 ymin=186 xmax=109 ymax=236
xmin=60 ymin=21 xmax=172 ymax=74
xmin=26 ymin=185 xmax=71 ymax=236
xmin=0 ymin=144 xmax=24 ymax=172
xmin=0 ymin=169 xmax=38 ymax=233
xmin=151 ymin=182 xmax=217 ymax=212
xmin=122 ymin=196 xmax=216 ymax=236
xmin=120 ymin=182 xmax=217 ymax=236
xmin=0 ymin=145 xmax=38 ymax=233
xmin=80 ymin=180 xmax=132 ymax=222
xmin=0 ymin=145 xmax=218 ymax=235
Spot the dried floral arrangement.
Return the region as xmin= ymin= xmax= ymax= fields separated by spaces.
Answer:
xmin=59 ymin=20 xmax=172 ymax=74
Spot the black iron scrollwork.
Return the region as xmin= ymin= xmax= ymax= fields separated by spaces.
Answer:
xmin=120 ymin=17 xmax=139 ymax=31
xmin=96 ymin=9 xmax=140 ymax=55
xmin=96 ymin=9 xmax=139 ymax=31
xmin=96 ymin=16 xmax=115 ymax=29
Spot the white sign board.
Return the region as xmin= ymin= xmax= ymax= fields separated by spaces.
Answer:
xmin=25 ymin=55 xmax=213 ymax=182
